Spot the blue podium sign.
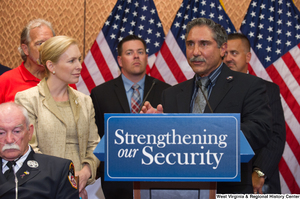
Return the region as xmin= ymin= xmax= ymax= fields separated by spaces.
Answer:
xmin=103 ymin=113 xmax=241 ymax=182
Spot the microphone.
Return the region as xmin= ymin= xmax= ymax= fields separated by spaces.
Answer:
xmin=196 ymin=80 xmax=213 ymax=113
xmin=138 ymin=79 xmax=158 ymax=113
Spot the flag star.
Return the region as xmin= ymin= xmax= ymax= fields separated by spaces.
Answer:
xmin=249 ymin=32 xmax=255 ymax=37
xmin=257 ymin=34 xmax=263 ymax=39
xmin=287 ymin=11 xmax=292 ymax=17
xmin=105 ymin=21 xmax=110 ymax=26
xmin=155 ymin=32 xmax=161 ymax=38
xmin=135 ymin=2 xmax=139 ymax=7
xmin=269 ymin=6 xmax=274 ymax=12
xmin=128 ymin=30 xmax=134 ymax=35
xmin=146 ymin=49 xmax=149 ymax=53
xmin=201 ymin=0 xmax=206 ymax=6
xmin=115 ymin=14 xmax=120 ymax=20
xmin=182 ymin=24 xmax=187 ymax=30
xmin=177 ymin=12 xmax=182 ymax=18
xmin=127 ymin=0 xmax=131 ymax=3
xmin=145 ymin=38 xmax=151 ymax=43
xmin=260 ymin=4 xmax=266 ymax=9
xmin=142 ymin=5 xmax=147 ymax=11
xmin=110 ymin=33 xmax=116 ymax=39
xmin=149 ymin=18 xmax=154 ymax=24
xmin=120 ymin=27 xmax=125 ymax=32
xmin=210 ymin=2 xmax=215 ymax=8
xmin=138 ymin=34 xmax=142 ymax=38
xmin=133 ymin=11 xmax=138 ymax=17
xmin=287 ymin=2 xmax=291 ymax=7
xmin=174 ymin=22 xmax=180 ymax=28
xmin=209 ymin=13 xmax=215 ymax=18
xmin=147 ymin=28 xmax=153 ymax=34
xmin=259 ymin=14 xmax=265 ymax=20
xmin=250 ymin=22 xmax=255 ymax=28
xmin=154 ymin=41 xmax=160 ymax=47
xmin=276 ymin=49 xmax=281 ymax=55
xmin=258 ymin=23 xmax=264 ymax=29
xmin=286 ymin=41 xmax=291 ymax=47
xmin=193 ymin=7 xmax=198 ymax=13
xmin=276 ymin=39 xmax=281 ymax=45
xmin=130 ymin=21 xmax=136 ymax=26
xmin=278 ymin=0 xmax=283 ymax=4
xmin=256 ymin=43 xmax=262 ymax=49
xmin=218 ymin=15 xmax=223 ymax=21
xmin=180 ymin=34 xmax=185 ymax=40
xmin=251 ymin=1 xmax=257 ymax=7
xmin=286 ymin=31 xmax=291 ymax=37
xmin=295 ymin=15 xmax=299 ymax=20
xmin=276 ymin=29 xmax=282 ymax=35
xmin=200 ymin=10 xmax=206 ymax=16
xmin=286 ymin=21 xmax=292 ymax=27
xmin=186 ymin=4 xmax=190 ymax=10
xmin=125 ymin=8 xmax=130 ymax=13
xmin=266 ymin=46 xmax=271 ymax=52
xmin=113 ymin=24 xmax=118 ymax=29
xmin=268 ymin=16 xmax=274 ymax=22
xmin=242 ymin=20 xmax=246 ymax=25
xmin=117 ymin=5 xmax=122 ymax=10
xmin=277 ymin=19 xmax=282 ymax=25
xmin=184 ymin=14 xmax=189 ymax=20
xmin=265 ymin=56 xmax=271 ymax=62
xmin=138 ymin=24 xmax=144 ymax=30
xmin=267 ymin=36 xmax=272 ymax=42
xmin=268 ymin=26 xmax=273 ymax=32
xmin=150 ymin=9 xmax=155 ymax=14
xmin=123 ymin=18 xmax=127 ymax=23
xmin=250 ymin=11 xmax=256 ymax=17
xmin=296 ymin=34 xmax=300 ymax=39
xmin=157 ymin=22 xmax=162 ymax=27
xmin=296 ymin=24 xmax=300 ymax=30
xmin=118 ymin=36 xmax=123 ymax=42
xmin=140 ymin=15 xmax=146 ymax=21
xmin=278 ymin=9 xmax=283 ymax=15
xmin=218 ymin=5 xmax=222 ymax=10
xmin=226 ymin=27 xmax=231 ymax=33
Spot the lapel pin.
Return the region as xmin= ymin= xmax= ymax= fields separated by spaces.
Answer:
xmin=27 ymin=160 xmax=39 ymax=168
xmin=75 ymin=99 xmax=78 ymax=105
xmin=226 ymin=76 xmax=233 ymax=81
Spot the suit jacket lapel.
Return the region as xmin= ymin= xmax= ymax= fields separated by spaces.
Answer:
xmin=68 ymin=87 xmax=80 ymax=124
xmin=38 ymin=78 xmax=66 ymax=125
xmin=205 ymin=65 xmax=234 ymax=113
xmin=114 ymin=76 xmax=131 ymax=113
xmin=176 ymin=78 xmax=194 ymax=113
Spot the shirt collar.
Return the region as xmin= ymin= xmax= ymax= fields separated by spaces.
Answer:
xmin=2 ymin=145 xmax=32 ymax=170
xmin=19 ymin=62 xmax=41 ymax=82
xmin=121 ymin=74 xmax=145 ymax=92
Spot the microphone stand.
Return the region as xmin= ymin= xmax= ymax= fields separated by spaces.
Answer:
xmin=138 ymin=79 xmax=158 ymax=113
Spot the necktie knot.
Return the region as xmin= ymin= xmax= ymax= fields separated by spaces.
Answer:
xmin=4 ymin=161 xmax=16 ymax=180
xmin=200 ymin=77 xmax=210 ymax=89
xmin=132 ymin=83 xmax=140 ymax=90
xmin=6 ymin=161 xmax=15 ymax=169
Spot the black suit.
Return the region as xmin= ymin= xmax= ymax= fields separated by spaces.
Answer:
xmin=0 ymin=149 xmax=79 ymax=199
xmin=91 ymin=74 xmax=170 ymax=199
xmin=252 ymin=80 xmax=286 ymax=193
xmin=0 ymin=63 xmax=11 ymax=76
xmin=161 ymin=64 xmax=272 ymax=193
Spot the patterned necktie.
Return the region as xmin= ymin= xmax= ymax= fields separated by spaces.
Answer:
xmin=4 ymin=161 xmax=16 ymax=180
xmin=192 ymin=77 xmax=210 ymax=113
xmin=131 ymin=84 xmax=141 ymax=113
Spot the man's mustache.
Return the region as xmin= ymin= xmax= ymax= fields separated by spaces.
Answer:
xmin=2 ymin=143 xmax=20 ymax=152
xmin=190 ymin=57 xmax=206 ymax=62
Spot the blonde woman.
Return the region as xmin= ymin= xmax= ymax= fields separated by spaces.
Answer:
xmin=15 ymin=36 xmax=100 ymax=199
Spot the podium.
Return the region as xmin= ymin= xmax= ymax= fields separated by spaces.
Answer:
xmin=94 ymin=113 xmax=254 ymax=198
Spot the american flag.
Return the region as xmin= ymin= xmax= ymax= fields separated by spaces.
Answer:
xmin=149 ymin=0 xmax=236 ymax=85
xmin=240 ymin=0 xmax=300 ymax=194
xmin=76 ymin=0 xmax=165 ymax=95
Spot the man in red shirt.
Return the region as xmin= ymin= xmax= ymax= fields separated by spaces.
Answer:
xmin=0 ymin=19 xmax=55 ymax=103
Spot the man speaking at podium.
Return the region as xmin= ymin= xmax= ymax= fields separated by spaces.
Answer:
xmin=0 ymin=102 xmax=79 ymax=199
xmin=141 ymin=18 xmax=272 ymax=194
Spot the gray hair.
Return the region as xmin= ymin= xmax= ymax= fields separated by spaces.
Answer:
xmin=0 ymin=102 xmax=30 ymax=130
xmin=18 ymin=19 xmax=55 ymax=61
xmin=185 ymin=18 xmax=227 ymax=48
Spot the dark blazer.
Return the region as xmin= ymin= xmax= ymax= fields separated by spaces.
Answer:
xmin=161 ymin=64 xmax=272 ymax=193
xmin=0 ymin=64 xmax=11 ymax=76
xmin=90 ymin=74 xmax=170 ymax=199
xmin=0 ymin=149 xmax=79 ymax=199
xmin=252 ymin=80 xmax=286 ymax=193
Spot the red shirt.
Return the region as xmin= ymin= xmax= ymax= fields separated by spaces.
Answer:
xmin=0 ymin=62 xmax=40 ymax=103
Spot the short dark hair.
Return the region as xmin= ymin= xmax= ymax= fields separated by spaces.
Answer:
xmin=185 ymin=18 xmax=227 ymax=48
xmin=117 ymin=35 xmax=147 ymax=56
xmin=228 ymin=33 xmax=251 ymax=52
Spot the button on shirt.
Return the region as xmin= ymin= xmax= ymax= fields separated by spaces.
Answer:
xmin=122 ymin=74 xmax=145 ymax=112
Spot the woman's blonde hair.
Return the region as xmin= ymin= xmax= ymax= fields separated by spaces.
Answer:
xmin=38 ymin=35 xmax=78 ymax=75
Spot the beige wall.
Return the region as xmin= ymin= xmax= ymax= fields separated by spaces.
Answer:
xmin=1 ymin=0 xmax=300 ymax=68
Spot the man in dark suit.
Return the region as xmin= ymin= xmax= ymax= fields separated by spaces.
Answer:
xmin=91 ymin=35 xmax=170 ymax=198
xmin=0 ymin=63 xmax=11 ymax=76
xmin=224 ymin=33 xmax=286 ymax=194
xmin=141 ymin=18 xmax=272 ymax=194
xmin=0 ymin=102 xmax=79 ymax=199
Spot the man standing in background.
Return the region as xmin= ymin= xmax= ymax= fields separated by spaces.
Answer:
xmin=224 ymin=33 xmax=286 ymax=194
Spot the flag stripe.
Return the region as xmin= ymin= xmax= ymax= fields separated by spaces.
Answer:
xmin=279 ymin=157 xmax=300 ymax=193
xmin=79 ymin=62 xmax=96 ymax=93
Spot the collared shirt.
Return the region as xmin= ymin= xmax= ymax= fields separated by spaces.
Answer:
xmin=2 ymin=145 xmax=32 ymax=174
xmin=121 ymin=74 xmax=145 ymax=111
xmin=190 ymin=63 xmax=224 ymax=112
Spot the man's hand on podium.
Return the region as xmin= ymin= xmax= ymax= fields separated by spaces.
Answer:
xmin=140 ymin=101 xmax=164 ymax=114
